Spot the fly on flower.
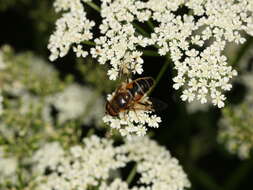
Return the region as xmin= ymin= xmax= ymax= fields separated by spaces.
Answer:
xmin=104 ymin=77 xmax=164 ymax=136
xmin=105 ymin=77 xmax=166 ymax=116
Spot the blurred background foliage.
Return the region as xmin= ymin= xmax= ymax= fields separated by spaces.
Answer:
xmin=0 ymin=1 xmax=253 ymax=190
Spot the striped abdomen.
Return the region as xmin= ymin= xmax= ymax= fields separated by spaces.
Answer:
xmin=105 ymin=77 xmax=154 ymax=116
xmin=128 ymin=77 xmax=154 ymax=101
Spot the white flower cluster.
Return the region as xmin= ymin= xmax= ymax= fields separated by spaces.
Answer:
xmin=29 ymin=56 xmax=57 ymax=79
xmin=218 ymin=52 xmax=253 ymax=159
xmin=48 ymin=0 xmax=95 ymax=61
xmin=32 ymin=142 xmax=65 ymax=175
xmin=149 ymin=0 xmax=251 ymax=108
xmin=43 ymin=84 xmax=104 ymax=125
xmin=218 ymin=43 xmax=253 ymax=159
xmin=103 ymin=94 xmax=161 ymax=137
xmin=100 ymin=136 xmax=193 ymax=190
xmin=49 ymin=0 xmax=253 ymax=107
xmin=32 ymin=135 xmax=190 ymax=190
xmin=0 ymin=147 xmax=18 ymax=185
xmin=33 ymin=136 xmax=127 ymax=190
xmin=90 ymin=0 xmax=154 ymax=80
xmin=123 ymin=136 xmax=191 ymax=190
xmin=176 ymin=41 xmax=238 ymax=108
xmin=219 ymin=106 xmax=253 ymax=159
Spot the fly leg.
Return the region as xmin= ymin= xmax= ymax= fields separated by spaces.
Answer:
xmin=135 ymin=101 xmax=154 ymax=112
xmin=126 ymin=101 xmax=153 ymax=123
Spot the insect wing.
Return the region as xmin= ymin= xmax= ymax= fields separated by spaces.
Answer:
xmin=149 ymin=97 xmax=168 ymax=112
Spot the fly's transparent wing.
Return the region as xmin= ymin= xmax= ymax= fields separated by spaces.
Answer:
xmin=149 ymin=97 xmax=168 ymax=112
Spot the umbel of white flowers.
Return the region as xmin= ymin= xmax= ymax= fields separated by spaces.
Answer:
xmin=43 ymin=84 xmax=104 ymax=126
xmin=218 ymin=54 xmax=253 ymax=159
xmin=48 ymin=0 xmax=253 ymax=108
xmin=32 ymin=135 xmax=191 ymax=190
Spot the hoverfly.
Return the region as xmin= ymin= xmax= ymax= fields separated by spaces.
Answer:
xmin=105 ymin=77 xmax=166 ymax=116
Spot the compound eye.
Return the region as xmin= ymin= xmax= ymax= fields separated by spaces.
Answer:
xmin=115 ymin=95 xmax=127 ymax=107
xmin=119 ymin=98 xmax=127 ymax=106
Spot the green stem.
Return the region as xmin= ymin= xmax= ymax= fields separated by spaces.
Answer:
xmin=132 ymin=23 xmax=150 ymax=37
xmin=83 ymin=40 xmax=96 ymax=46
xmin=126 ymin=163 xmax=137 ymax=185
xmin=143 ymin=50 xmax=160 ymax=57
xmin=147 ymin=20 xmax=154 ymax=31
xmin=149 ymin=54 xmax=171 ymax=94
xmin=86 ymin=1 xmax=101 ymax=12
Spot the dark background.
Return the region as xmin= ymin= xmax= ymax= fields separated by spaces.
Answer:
xmin=1 ymin=1 xmax=253 ymax=190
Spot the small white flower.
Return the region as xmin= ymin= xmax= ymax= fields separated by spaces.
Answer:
xmin=73 ymin=45 xmax=88 ymax=57
xmin=181 ymin=89 xmax=195 ymax=102
xmin=173 ymin=75 xmax=185 ymax=90
xmin=136 ymin=126 xmax=147 ymax=136
xmin=148 ymin=115 xmax=161 ymax=128
xmin=188 ymin=78 xmax=199 ymax=91
xmin=134 ymin=63 xmax=143 ymax=74
xmin=211 ymin=91 xmax=226 ymax=108
xmin=191 ymin=35 xmax=204 ymax=46
xmin=218 ymin=77 xmax=232 ymax=91
xmin=197 ymin=88 xmax=208 ymax=104
xmin=108 ymin=68 xmax=119 ymax=80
